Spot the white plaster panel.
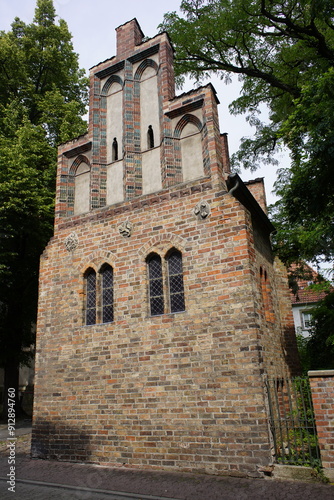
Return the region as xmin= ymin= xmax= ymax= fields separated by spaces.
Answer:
xmin=76 ymin=163 xmax=90 ymax=175
xmin=107 ymin=87 xmax=123 ymax=164
xmin=142 ymin=148 xmax=162 ymax=195
xmin=132 ymin=53 xmax=159 ymax=75
xmin=74 ymin=171 xmax=90 ymax=215
xmin=107 ymin=161 xmax=124 ymax=205
xmin=171 ymin=108 xmax=203 ymax=131
xmin=100 ymin=71 xmax=124 ymax=94
xmin=140 ymin=74 xmax=160 ymax=151
xmin=180 ymin=122 xmax=199 ymax=139
xmin=180 ymin=130 xmax=204 ymax=181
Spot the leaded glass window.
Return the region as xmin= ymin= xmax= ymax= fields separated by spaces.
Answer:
xmin=101 ymin=264 xmax=114 ymax=323
xmin=85 ymin=269 xmax=96 ymax=325
xmin=147 ymin=254 xmax=164 ymax=316
xmin=167 ymin=251 xmax=185 ymax=313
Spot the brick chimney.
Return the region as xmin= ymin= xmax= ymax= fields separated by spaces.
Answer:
xmin=116 ymin=19 xmax=144 ymax=57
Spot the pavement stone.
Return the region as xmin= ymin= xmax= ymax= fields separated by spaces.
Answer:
xmin=0 ymin=420 xmax=32 ymax=440
xmin=0 ymin=431 xmax=333 ymax=500
xmin=0 ymin=480 xmax=150 ymax=500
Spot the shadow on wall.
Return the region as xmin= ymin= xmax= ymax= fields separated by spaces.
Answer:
xmin=31 ymin=419 xmax=92 ymax=462
xmin=282 ymin=326 xmax=302 ymax=377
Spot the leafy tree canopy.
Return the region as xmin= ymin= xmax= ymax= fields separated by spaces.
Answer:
xmin=0 ymin=0 xmax=88 ymax=415
xmin=297 ymin=290 xmax=334 ymax=373
xmin=0 ymin=0 xmax=88 ymax=145
xmin=161 ymin=0 xmax=334 ymax=267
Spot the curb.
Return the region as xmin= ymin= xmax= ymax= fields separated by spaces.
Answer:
xmin=0 ymin=477 xmax=179 ymax=500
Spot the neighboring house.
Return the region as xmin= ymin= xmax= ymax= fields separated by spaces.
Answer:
xmin=290 ymin=264 xmax=327 ymax=337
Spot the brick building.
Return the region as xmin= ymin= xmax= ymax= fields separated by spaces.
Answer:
xmin=31 ymin=19 xmax=300 ymax=476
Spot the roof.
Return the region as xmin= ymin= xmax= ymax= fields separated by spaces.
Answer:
xmin=226 ymin=173 xmax=275 ymax=234
xmin=290 ymin=263 xmax=329 ymax=305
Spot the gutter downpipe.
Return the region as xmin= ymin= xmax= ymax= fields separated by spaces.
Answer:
xmin=228 ymin=176 xmax=239 ymax=196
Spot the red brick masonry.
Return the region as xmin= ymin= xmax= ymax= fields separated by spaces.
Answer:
xmin=309 ymin=370 xmax=334 ymax=481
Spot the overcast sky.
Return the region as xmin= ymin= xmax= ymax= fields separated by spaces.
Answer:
xmin=0 ymin=0 xmax=286 ymax=203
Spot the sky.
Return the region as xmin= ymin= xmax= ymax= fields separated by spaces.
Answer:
xmin=0 ymin=0 xmax=287 ymax=204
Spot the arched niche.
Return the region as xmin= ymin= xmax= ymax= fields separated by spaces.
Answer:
xmin=102 ymin=75 xmax=124 ymax=164
xmin=70 ymin=156 xmax=91 ymax=215
xmin=135 ymin=60 xmax=160 ymax=152
xmin=175 ymin=114 xmax=204 ymax=181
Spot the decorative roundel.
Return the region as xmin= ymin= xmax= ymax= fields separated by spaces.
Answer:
xmin=118 ymin=220 xmax=133 ymax=238
xmin=64 ymin=232 xmax=79 ymax=252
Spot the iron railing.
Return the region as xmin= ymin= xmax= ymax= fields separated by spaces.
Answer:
xmin=265 ymin=377 xmax=321 ymax=467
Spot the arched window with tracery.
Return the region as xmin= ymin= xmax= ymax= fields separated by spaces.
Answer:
xmin=146 ymin=249 xmax=186 ymax=316
xmin=85 ymin=268 xmax=96 ymax=325
xmin=101 ymin=264 xmax=114 ymax=323
xmin=167 ymin=250 xmax=185 ymax=313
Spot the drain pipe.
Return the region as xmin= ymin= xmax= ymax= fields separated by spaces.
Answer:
xmin=228 ymin=175 xmax=239 ymax=196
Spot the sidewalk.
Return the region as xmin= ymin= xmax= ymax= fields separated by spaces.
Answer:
xmin=0 ymin=420 xmax=32 ymax=440
xmin=0 ymin=431 xmax=334 ymax=500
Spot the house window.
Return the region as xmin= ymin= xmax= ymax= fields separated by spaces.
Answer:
xmin=85 ymin=268 xmax=96 ymax=325
xmin=301 ymin=311 xmax=312 ymax=329
xmin=101 ymin=264 xmax=114 ymax=323
xmin=84 ymin=264 xmax=114 ymax=325
xmin=167 ymin=250 xmax=185 ymax=313
xmin=147 ymin=250 xmax=185 ymax=316
xmin=147 ymin=254 xmax=164 ymax=316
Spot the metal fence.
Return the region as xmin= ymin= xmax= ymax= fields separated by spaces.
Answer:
xmin=265 ymin=377 xmax=321 ymax=467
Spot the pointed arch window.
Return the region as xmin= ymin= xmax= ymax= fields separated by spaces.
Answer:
xmin=167 ymin=250 xmax=185 ymax=313
xmin=147 ymin=250 xmax=185 ymax=316
xmin=85 ymin=268 xmax=96 ymax=325
xmin=101 ymin=264 xmax=114 ymax=323
xmin=147 ymin=125 xmax=154 ymax=149
xmin=147 ymin=254 xmax=164 ymax=316
xmin=112 ymin=138 xmax=118 ymax=161
xmin=84 ymin=264 xmax=114 ymax=325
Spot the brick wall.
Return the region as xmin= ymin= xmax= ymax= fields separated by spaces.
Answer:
xmin=309 ymin=371 xmax=334 ymax=481
xmin=32 ymin=176 xmax=292 ymax=475
xmin=31 ymin=19 xmax=298 ymax=477
xmin=245 ymin=178 xmax=267 ymax=214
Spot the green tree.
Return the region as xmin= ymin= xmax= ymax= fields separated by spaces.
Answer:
xmin=0 ymin=0 xmax=88 ymax=418
xmin=271 ymin=66 xmax=334 ymax=266
xmin=160 ymin=0 xmax=334 ymax=267
xmin=306 ymin=291 xmax=334 ymax=370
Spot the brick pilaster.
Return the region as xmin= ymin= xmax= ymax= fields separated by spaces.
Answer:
xmin=309 ymin=371 xmax=334 ymax=481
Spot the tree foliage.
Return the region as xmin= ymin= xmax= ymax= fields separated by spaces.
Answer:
xmin=161 ymin=0 xmax=334 ymax=267
xmin=297 ymin=291 xmax=334 ymax=373
xmin=0 ymin=0 xmax=88 ymax=416
xmin=0 ymin=0 xmax=88 ymax=145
